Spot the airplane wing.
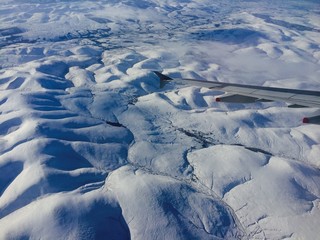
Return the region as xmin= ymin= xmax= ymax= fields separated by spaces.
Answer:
xmin=153 ymin=71 xmax=320 ymax=124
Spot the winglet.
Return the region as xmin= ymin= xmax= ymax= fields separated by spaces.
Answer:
xmin=153 ymin=71 xmax=173 ymax=88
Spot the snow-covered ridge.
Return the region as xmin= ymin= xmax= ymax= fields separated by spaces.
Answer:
xmin=0 ymin=0 xmax=320 ymax=239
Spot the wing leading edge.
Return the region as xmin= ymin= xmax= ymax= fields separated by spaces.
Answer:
xmin=153 ymin=71 xmax=320 ymax=123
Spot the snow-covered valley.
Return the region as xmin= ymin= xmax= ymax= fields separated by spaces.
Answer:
xmin=0 ymin=0 xmax=320 ymax=239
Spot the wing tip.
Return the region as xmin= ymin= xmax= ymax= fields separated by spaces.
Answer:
xmin=153 ymin=71 xmax=172 ymax=88
xmin=153 ymin=71 xmax=172 ymax=80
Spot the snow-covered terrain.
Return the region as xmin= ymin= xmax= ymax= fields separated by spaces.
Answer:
xmin=0 ymin=0 xmax=320 ymax=239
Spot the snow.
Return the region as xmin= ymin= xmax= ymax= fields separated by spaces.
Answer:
xmin=0 ymin=0 xmax=320 ymax=239
xmin=188 ymin=145 xmax=320 ymax=239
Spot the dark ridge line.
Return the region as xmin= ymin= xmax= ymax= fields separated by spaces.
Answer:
xmin=106 ymin=121 xmax=124 ymax=127
xmin=176 ymin=127 xmax=273 ymax=156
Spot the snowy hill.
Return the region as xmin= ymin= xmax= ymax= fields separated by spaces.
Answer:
xmin=0 ymin=0 xmax=320 ymax=239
